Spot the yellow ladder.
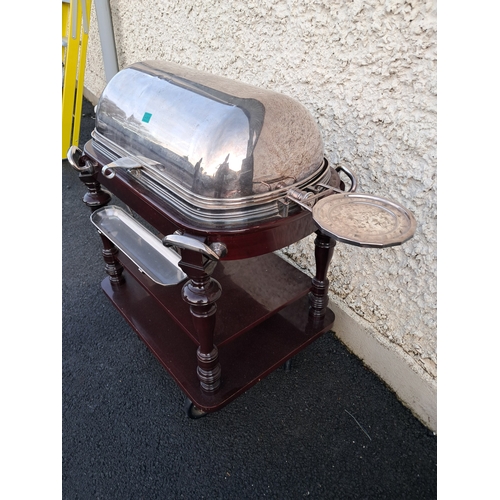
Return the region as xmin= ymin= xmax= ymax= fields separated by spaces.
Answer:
xmin=62 ymin=0 xmax=92 ymax=159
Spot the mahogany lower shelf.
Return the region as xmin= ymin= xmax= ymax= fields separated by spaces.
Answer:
xmin=101 ymin=254 xmax=335 ymax=414
xmin=118 ymin=250 xmax=317 ymax=346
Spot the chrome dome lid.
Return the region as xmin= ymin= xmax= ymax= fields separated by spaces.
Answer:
xmin=93 ymin=60 xmax=325 ymax=204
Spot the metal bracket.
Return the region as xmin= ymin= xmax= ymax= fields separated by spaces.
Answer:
xmin=101 ymin=157 xmax=144 ymax=179
xmin=163 ymin=234 xmax=227 ymax=261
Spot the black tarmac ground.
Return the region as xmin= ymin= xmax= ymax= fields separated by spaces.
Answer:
xmin=62 ymin=98 xmax=437 ymax=499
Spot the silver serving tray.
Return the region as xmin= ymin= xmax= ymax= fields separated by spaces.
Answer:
xmin=90 ymin=205 xmax=187 ymax=286
xmin=312 ymin=193 xmax=417 ymax=248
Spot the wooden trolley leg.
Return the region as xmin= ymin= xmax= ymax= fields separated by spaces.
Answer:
xmin=99 ymin=233 xmax=125 ymax=286
xmin=79 ymin=171 xmax=111 ymax=212
xmin=77 ymin=167 xmax=124 ymax=286
xmin=309 ymin=230 xmax=336 ymax=320
xmin=178 ymin=247 xmax=222 ymax=393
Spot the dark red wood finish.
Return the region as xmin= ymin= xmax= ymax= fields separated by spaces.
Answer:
xmin=116 ymin=251 xmax=316 ymax=346
xmin=177 ymin=247 xmax=223 ymax=392
xmin=309 ymin=231 xmax=336 ymax=319
xmin=77 ymin=142 xmax=336 ymax=414
xmin=101 ymin=261 xmax=335 ymax=413
xmin=83 ymin=140 xmax=321 ymax=261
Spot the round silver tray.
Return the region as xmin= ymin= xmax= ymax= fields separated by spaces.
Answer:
xmin=312 ymin=193 xmax=417 ymax=248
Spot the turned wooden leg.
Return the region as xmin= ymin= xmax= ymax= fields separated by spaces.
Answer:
xmin=99 ymin=233 xmax=125 ymax=286
xmin=79 ymin=171 xmax=111 ymax=211
xmin=78 ymin=168 xmax=125 ymax=286
xmin=309 ymin=230 xmax=336 ymax=319
xmin=178 ymin=246 xmax=222 ymax=393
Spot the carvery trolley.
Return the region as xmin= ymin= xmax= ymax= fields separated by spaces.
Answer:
xmin=68 ymin=61 xmax=416 ymax=418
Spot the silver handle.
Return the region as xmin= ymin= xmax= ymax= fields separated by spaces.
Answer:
xmin=286 ymin=164 xmax=358 ymax=213
xmin=335 ymin=164 xmax=357 ymax=193
xmin=101 ymin=157 xmax=144 ymax=179
xmin=163 ymin=234 xmax=227 ymax=261
xmin=67 ymin=146 xmax=94 ymax=173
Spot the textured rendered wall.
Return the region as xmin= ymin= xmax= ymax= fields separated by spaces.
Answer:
xmin=84 ymin=0 xmax=437 ymax=422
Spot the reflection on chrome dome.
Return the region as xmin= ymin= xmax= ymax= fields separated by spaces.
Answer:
xmin=93 ymin=60 xmax=324 ymax=202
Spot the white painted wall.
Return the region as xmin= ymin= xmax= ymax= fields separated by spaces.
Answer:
xmin=83 ymin=0 xmax=437 ymax=430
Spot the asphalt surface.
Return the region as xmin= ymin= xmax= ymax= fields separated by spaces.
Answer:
xmin=62 ymin=98 xmax=437 ymax=499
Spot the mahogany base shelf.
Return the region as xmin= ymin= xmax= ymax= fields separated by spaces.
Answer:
xmin=101 ymin=251 xmax=335 ymax=415
xmin=73 ymin=156 xmax=337 ymax=418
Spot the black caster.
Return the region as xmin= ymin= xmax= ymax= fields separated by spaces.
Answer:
xmin=184 ymin=398 xmax=207 ymax=419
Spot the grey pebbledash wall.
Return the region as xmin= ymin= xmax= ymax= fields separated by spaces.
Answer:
xmin=82 ymin=0 xmax=437 ymax=430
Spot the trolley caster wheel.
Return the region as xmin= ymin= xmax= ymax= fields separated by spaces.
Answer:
xmin=184 ymin=399 xmax=207 ymax=419
xmin=283 ymin=358 xmax=293 ymax=372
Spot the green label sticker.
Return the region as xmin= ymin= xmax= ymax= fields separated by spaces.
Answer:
xmin=142 ymin=112 xmax=152 ymax=123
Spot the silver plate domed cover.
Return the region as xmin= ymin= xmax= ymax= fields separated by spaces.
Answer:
xmin=93 ymin=60 xmax=325 ymax=207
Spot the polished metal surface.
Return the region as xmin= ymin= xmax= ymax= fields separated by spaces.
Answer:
xmin=312 ymin=193 xmax=417 ymax=248
xmin=163 ymin=234 xmax=227 ymax=261
xmin=286 ymin=164 xmax=357 ymax=210
xmin=93 ymin=60 xmax=324 ymax=203
xmin=126 ymin=157 xmax=332 ymax=228
xmin=67 ymin=145 xmax=94 ymax=173
xmin=88 ymin=59 xmax=419 ymax=242
xmin=101 ymin=156 xmax=143 ymax=179
xmin=90 ymin=205 xmax=187 ymax=286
